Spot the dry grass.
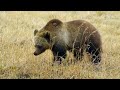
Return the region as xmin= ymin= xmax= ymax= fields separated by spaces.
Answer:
xmin=1 ymin=11 xmax=120 ymax=79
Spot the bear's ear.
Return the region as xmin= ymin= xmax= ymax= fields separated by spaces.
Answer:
xmin=34 ymin=29 xmax=38 ymax=36
xmin=44 ymin=32 xmax=50 ymax=43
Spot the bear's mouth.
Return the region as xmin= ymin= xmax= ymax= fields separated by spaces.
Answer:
xmin=34 ymin=46 xmax=46 ymax=56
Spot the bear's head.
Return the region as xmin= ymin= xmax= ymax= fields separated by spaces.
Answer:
xmin=33 ymin=19 xmax=63 ymax=56
xmin=33 ymin=30 xmax=51 ymax=56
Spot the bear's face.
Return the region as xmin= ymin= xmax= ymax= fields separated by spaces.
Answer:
xmin=34 ymin=30 xmax=51 ymax=56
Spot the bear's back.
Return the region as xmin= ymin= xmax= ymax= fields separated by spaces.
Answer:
xmin=63 ymin=20 xmax=98 ymax=48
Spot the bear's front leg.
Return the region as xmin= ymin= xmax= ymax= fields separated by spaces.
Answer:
xmin=52 ymin=42 xmax=67 ymax=64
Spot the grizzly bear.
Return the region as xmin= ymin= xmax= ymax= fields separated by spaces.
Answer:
xmin=33 ymin=19 xmax=102 ymax=65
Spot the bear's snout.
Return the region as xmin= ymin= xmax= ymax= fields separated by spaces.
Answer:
xmin=34 ymin=52 xmax=38 ymax=56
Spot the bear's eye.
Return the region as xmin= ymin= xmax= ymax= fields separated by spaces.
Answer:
xmin=35 ymin=45 xmax=42 ymax=49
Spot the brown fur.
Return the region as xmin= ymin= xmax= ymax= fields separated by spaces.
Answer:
xmin=34 ymin=19 xmax=102 ymax=64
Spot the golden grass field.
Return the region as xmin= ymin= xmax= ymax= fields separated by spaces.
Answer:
xmin=0 ymin=11 xmax=120 ymax=79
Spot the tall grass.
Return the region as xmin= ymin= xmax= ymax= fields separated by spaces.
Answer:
xmin=0 ymin=11 xmax=120 ymax=79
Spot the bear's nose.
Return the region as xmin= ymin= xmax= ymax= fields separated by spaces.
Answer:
xmin=34 ymin=52 xmax=38 ymax=56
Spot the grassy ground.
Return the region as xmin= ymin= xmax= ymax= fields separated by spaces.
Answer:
xmin=0 ymin=11 xmax=120 ymax=79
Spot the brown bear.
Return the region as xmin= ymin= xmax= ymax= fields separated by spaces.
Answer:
xmin=33 ymin=19 xmax=102 ymax=65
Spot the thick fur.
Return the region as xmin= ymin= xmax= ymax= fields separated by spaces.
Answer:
xmin=34 ymin=19 xmax=102 ymax=64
